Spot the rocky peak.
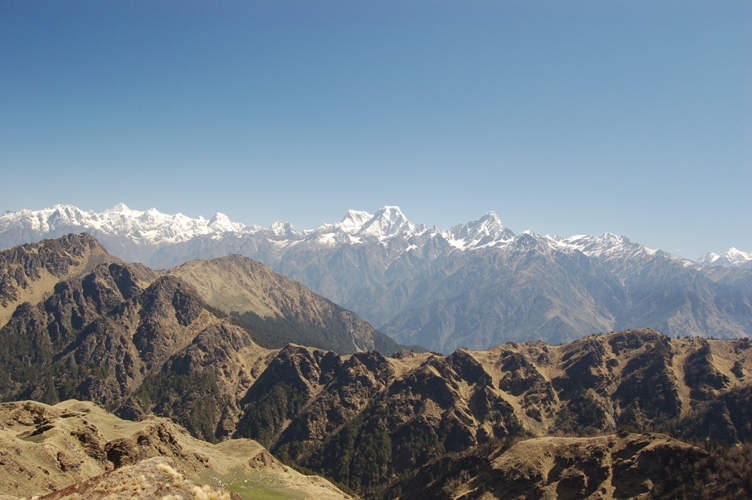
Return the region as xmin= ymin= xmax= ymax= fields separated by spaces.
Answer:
xmin=514 ymin=230 xmax=546 ymax=251
xmin=0 ymin=233 xmax=115 ymax=323
xmin=446 ymin=211 xmax=514 ymax=250
xmin=254 ymin=345 xmax=325 ymax=392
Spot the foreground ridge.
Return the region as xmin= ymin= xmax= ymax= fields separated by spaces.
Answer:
xmin=0 ymin=399 xmax=351 ymax=499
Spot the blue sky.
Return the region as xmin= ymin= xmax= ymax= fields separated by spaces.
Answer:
xmin=1 ymin=0 xmax=750 ymax=259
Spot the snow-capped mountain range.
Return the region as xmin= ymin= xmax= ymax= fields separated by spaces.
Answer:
xmin=2 ymin=204 xmax=751 ymax=352
xmin=0 ymin=203 xmax=738 ymax=264
xmin=0 ymin=203 xmax=251 ymax=244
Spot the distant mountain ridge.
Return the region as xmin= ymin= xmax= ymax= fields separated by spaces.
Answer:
xmin=0 ymin=203 xmax=519 ymax=261
xmin=2 ymin=204 xmax=751 ymax=352
xmin=3 ymin=203 xmax=747 ymax=265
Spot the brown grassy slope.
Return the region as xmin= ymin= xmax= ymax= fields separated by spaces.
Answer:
xmin=394 ymin=432 xmax=752 ymax=500
xmin=168 ymin=254 xmax=401 ymax=354
xmin=0 ymin=399 xmax=352 ymax=499
xmin=37 ymin=456 xmax=236 ymax=500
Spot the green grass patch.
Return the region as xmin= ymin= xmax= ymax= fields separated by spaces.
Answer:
xmin=227 ymin=481 xmax=302 ymax=500
xmin=196 ymin=470 xmax=307 ymax=500
xmin=20 ymin=432 xmax=46 ymax=443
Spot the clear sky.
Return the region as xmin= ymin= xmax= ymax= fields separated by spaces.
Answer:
xmin=1 ymin=1 xmax=750 ymax=259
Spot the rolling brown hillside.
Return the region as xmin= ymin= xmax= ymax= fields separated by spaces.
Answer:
xmin=167 ymin=254 xmax=401 ymax=354
xmin=0 ymin=399 xmax=351 ymax=499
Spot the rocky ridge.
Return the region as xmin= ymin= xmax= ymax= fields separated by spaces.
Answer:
xmin=227 ymin=330 xmax=752 ymax=496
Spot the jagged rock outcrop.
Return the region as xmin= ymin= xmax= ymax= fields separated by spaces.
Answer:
xmin=0 ymin=234 xmax=126 ymax=326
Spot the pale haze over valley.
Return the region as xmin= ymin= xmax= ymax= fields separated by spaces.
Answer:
xmin=1 ymin=1 xmax=750 ymax=260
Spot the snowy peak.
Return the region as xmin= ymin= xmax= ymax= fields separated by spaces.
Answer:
xmin=270 ymin=221 xmax=297 ymax=238
xmin=3 ymin=203 xmax=743 ymax=271
xmin=698 ymin=248 xmax=752 ymax=269
xmin=208 ymin=212 xmax=245 ymax=233
xmin=554 ymin=232 xmax=669 ymax=262
xmin=336 ymin=210 xmax=374 ymax=235
xmin=560 ymin=233 xmax=635 ymax=256
xmin=359 ymin=206 xmax=417 ymax=239
xmin=446 ymin=212 xmax=514 ymax=249
xmin=103 ymin=202 xmax=131 ymax=213
xmin=93 ymin=205 xmax=216 ymax=243
xmin=46 ymin=204 xmax=92 ymax=225
xmin=547 ymin=232 xmax=697 ymax=270
xmin=476 ymin=211 xmax=504 ymax=231
xmin=0 ymin=204 xmax=93 ymax=233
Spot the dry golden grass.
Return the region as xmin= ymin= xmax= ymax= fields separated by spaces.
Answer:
xmin=0 ymin=400 xmax=351 ymax=499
